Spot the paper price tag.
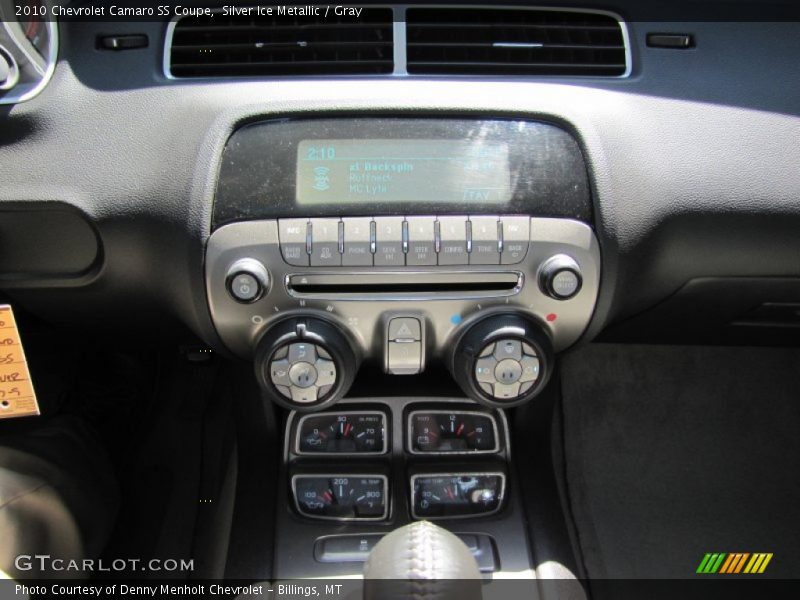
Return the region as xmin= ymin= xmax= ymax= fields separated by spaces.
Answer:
xmin=0 ymin=305 xmax=40 ymax=419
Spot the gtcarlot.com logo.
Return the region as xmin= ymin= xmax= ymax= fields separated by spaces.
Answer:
xmin=14 ymin=555 xmax=194 ymax=573
xmin=696 ymin=552 xmax=773 ymax=575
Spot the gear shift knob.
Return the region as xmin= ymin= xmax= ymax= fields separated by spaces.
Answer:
xmin=363 ymin=521 xmax=482 ymax=600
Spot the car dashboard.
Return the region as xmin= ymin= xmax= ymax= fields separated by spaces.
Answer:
xmin=1 ymin=0 xmax=800 ymax=593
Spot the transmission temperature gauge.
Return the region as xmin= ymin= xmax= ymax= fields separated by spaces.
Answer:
xmin=292 ymin=474 xmax=388 ymax=520
xmin=411 ymin=473 xmax=505 ymax=519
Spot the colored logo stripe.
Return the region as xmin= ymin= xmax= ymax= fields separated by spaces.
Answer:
xmin=697 ymin=553 xmax=726 ymax=574
xmin=697 ymin=552 xmax=773 ymax=574
xmin=744 ymin=553 xmax=773 ymax=574
xmin=719 ymin=553 xmax=749 ymax=574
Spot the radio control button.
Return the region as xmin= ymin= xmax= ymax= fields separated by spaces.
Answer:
xmin=342 ymin=217 xmax=373 ymax=266
xmin=229 ymin=273 xmax=260 ymax=302
xmin=540 ymin=255 xmax=583 ymax=300
xmin=374 ymin=217 xmax=405 ymax=266
xmin=279 ymin=219 xmax=310 ymax=266
xmin=406 ymin=216 xmax=437 ymax=266
xmin=437 ymin=216 xmax=469 ymax=265
xmin=469 ymin=216 xmax=501 ymax=265
xmin=500 ymin=217 xmax=530 ymax=265
xmin=310 ymin=218 xmax=342 ymax=266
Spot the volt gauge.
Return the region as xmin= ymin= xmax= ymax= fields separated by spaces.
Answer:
xmin=408 ymin=410 xmax=499 ymax=454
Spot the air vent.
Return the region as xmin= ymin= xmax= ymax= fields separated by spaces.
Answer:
xmin=406 ymin=8 xmax=627 ymax=77
xmin=168 ymin=8 xmax=393 ymax=78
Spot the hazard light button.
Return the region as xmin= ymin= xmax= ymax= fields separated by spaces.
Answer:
xmin=386 ymin=317 xmax=423 ymax=375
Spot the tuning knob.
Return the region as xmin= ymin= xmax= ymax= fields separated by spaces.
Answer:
xmin=449 ymin=313 xmax=552 ymax=408
xmin=539 ymin=254 xmax=582 ymax=300
xmin=254 ymin=316 xmax=359 ymax=412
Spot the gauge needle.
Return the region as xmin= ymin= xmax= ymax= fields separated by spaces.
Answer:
xmin=344 ymin=423 xmax=352 ymax=437
xmin=322 ymin=490 xmax=333 ymax=502
xmin=446 ymin=486 xmax=456 ymax=500
xmin=456 ymin=423 xmax=465 ymax=436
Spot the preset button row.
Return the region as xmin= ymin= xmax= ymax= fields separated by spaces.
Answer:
xmin=279 ymin=216 xmax=530 ymax=267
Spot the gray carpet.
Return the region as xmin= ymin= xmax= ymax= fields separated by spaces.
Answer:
xmin=560 ymin=344 xmax=800 ymax=580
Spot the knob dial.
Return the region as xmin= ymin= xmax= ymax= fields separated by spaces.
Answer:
xmin=226 ymin=258 xmax=269 ymax=303
xmin=254 ymin=316 xmax=359 ymax=412
xmin=449 ymin=313 xmax=552 ymax=408
xmin=539 ymin=255 xmax=582 ymax=300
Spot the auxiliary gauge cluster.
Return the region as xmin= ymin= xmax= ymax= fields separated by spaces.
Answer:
xmin=284 ymin=400 xmax=510 ymax=528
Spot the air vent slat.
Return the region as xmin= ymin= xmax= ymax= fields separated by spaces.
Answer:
xmin=406 ymin=8 xmax=627 ymax=77
xmin=169 ymin=8 xmax=393 ymax=78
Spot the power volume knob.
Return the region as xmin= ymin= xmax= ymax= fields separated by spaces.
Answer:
xmin=226 ymin=258 xmax=270 ymax=303
xmin=539 ymin=255 xmax=582 ymax=300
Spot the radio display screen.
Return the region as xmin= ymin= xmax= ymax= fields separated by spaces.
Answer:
xmin=296 ymin=139 xmax=512 ymax=205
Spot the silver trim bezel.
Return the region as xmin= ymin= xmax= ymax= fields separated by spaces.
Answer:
xmin=294 ymin=410 xmax=388 ymax=456
xmin=407 ymin=409 xmax=500 ymax=455
xmin=410 ymin=471 xmax=506 ymax=520
xmin=163 ymin=4 xmax=631 ymax=80
xmin=0 ymin=17 xmax=58 ymax=105
xmin=292 ymin=473 xmax=390 ymax=521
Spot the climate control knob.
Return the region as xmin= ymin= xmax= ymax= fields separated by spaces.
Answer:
xmin=539 ymin=254 xmax=582 ymax=300
xmin=450 ymin=313 xmax=552 ymax=408
xmin=254 ymin=316 xmax=359 ymax=411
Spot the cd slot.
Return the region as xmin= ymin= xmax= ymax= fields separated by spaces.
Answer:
xmin=287 ymin=272 xmax=522 ymax=299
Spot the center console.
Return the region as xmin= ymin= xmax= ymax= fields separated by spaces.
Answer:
xmin=206 ymin=117 xmax=600 ymax=411
xmin=204 ymin=116 xmax=600 ymax=578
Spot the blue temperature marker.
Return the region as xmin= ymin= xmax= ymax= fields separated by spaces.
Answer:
xmin=450 ymin=314 xmax=462 ymax=325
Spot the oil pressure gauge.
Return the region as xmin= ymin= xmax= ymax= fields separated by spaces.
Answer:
xmin=295 ymin=411 xmax=386 ymax=455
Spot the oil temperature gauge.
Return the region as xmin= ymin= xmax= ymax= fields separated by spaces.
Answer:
xmin=296 ymin=411 xmax=386 ymax=455
xmin=292 ymin=475 xmax=388 ymax=520
xmin=408 ymin=410 xmax=499 ymax=454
